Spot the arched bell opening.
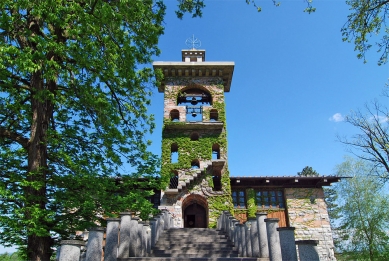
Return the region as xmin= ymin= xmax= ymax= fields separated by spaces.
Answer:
xmin=182 ymin=194 xmax=208 ymax=228
xmin=177 ymin=87 xmax=212 ymax=122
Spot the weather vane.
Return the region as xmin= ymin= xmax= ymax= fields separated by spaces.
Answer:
xmin=185 ymin=35 xmax=201 ymax=50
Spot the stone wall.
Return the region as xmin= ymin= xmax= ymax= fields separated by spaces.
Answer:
xmin=160 ymin=77 xmax=233 ymax=228
xmin=285 ymin=188 xmax=336 ymax=261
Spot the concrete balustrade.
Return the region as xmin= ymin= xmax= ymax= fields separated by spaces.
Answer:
xmin=235 ymin=223 xmax=242 ymax=256
xmin=137 ymin=221 xmax=144 ymax=257
xmin=278 ymin=227 xmax=298 ymax=261
xmin=85 ymin=227 xmax=105 ymax=261
xmin=256 ymin=212 xmax=269 ymax=258
xmin=225 ymin=213 xmax=232 ymax=239
xmin=150 ymin=218 xmax=158 ymax=247
xmin=117 ymin=212 xmax=132 ymax=258
xmin=296 ymin=240 xmax=320 ymax=261
xmin=129 ymin=216 xmax=140 ymax=257
xmin=216 ymin=212 xmax=220 ymax=230
xmin=265 ymin=218 xmax=282 ymax=261
xmin=104 ymin=218 xmax=120 ymax=261
xmin=161 ymin=210 xmax=169 ymax=230
xmin=144 ymin=222 xmax=152 ymax=255
xmin=245 ymin=221 xmax=252 ymax=257
xmin=231 ymin=219 xmax=239 ymax=245
xmin=248 ymin=217 xmax=260 ymax=257
xmin=58 ymin=240 xmax=85 ymax=261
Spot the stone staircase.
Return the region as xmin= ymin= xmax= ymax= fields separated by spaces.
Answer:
xmin=165 ymin=160 xmax=226 ymax=195
xmin=118 ymin=228 xmax=269 ymax=261
xmin=151 ymin=228 xmax=237 ymax=258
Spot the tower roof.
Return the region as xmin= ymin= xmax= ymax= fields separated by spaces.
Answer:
xmin=153 ymin=49 xmax=234 ymax=93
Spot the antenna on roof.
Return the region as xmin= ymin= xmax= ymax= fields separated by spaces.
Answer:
xmin=185 ymin=35 xmax=201 ymax=50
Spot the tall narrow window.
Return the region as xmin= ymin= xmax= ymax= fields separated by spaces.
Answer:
xmin=171 ymin=143 xmax=178 ymax=163
xmin=169 ymin=171 xmax=179 ymax=189
xmin=232 ymin=190 xmax=246 ymax=208
xmin=212 ymin=170 xmax=222 ymax=191
xmin=212 ymin=144 xmax=220 ymax=160
xmin=191 ymin=159 xmax=200 ymax=169
xmin=210 ymin=109 xmax=218 ymax=121
xmin=170 ymin=109 xmax=179 ymax=122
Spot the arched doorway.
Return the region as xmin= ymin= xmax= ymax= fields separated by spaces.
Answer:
xmin=182 ymin=194 xmax=208 ymax=228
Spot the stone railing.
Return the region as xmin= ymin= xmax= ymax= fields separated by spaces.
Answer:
xmin=217 ymin=211 xmax=321 ymax=261
xmin=56 ymin=209 xmax=174 ymax=261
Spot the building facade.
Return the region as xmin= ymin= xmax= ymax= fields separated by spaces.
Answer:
xmin=153 ymin=49 xmax=339 ymax=260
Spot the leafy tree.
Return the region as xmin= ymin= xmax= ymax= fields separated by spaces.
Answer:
xmin=0 ymin=252 xmax=23 ymax=261
xmin=0 ymin=1 xmax=166 ymax=260
xmin=175 ymin=0 xmax=315 ymax=18
xmin=342 ymin=0 xmax=389 ymax=65
xmin=334 ymin=158 xmax=389 ymax=261
xmin=297 ymin=166 xmax=320 ymax=177
xmin=339 ymin=93 xmax=389 ymax=181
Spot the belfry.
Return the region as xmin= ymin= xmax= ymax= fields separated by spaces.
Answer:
xmin=153 ymin=47 xmax=234 ymax=228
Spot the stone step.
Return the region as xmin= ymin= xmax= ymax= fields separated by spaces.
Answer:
xmin=153 ymin=244 xmax=234 ymax=250
xmin=161 ymin=229 xmax=227 ymax=236
xmin=117 ymin=257 xmax=269 ymax=261
xmin=152 ymin=249 xmax=238 ymax=255
xmin=160 ymin=234 xmax=227 ymax=238
xmin=150 ymin=228 xmax=240 ymax=259
xmin=156 ymin=238 xmax=230 ymax=244
xmin=163 ymin=231 xmax=226 ymax=235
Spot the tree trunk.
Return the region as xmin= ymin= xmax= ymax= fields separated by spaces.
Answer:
xmin=25 ymin=71 xmax=53 ymax=261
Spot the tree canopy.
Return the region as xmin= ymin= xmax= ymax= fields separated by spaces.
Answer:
xmin=342 ymin=0 xmax=389 ymax=65
xmin=339 ymin=91 xmax=389 ymax=181
xmin=334 ymin=158 xmax=389 ymax=260
xmin=297 ymin=166 xmax=320 ymax=177
xmin=0 ymin=1 xmax=165 ymax=260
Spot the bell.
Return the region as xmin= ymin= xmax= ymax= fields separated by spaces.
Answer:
xmin=191 ymin=97 xmax=198 ymax=105
xmin=191 ymin=112 xmax=197 ymax=117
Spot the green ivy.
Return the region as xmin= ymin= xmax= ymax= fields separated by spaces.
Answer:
xmin=161 ymin=81 xmax=233 ymax=228
xmin=246 ymin=188 xmax=256 ymax=218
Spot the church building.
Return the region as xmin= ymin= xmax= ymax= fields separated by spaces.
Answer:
xmin=152 ymin=47 xmax=340 ymax=260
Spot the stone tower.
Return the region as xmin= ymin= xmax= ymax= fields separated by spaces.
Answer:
xmin=153 ymin=48 xmax=234 ymax=228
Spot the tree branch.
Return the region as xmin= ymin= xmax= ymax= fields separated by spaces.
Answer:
xmin=0 ymin=127 xmax=29 ymax=148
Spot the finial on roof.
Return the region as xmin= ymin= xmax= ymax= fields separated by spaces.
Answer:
xmin=185 ymin=35 xmax=201 ymax=50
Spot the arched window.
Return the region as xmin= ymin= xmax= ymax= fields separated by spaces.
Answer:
xmin=212 ymin=144 xmax=220 ymax=160
xmin=190 ymin=132 xmax=199 ymax=141
xmin=210 ymin=109 xmax=218 ymax=121
xmin=171 ymin=143 xmax=178 ymax=163
xmin=191 ymin=159 xmax=200 ymax=169
xmin=170 ymin=109 xmax=179 ymax=122
xmin=212 ymin=169 xmax=222 ymax=191
xmin=169 ymin=170 xmax=179 ymax=189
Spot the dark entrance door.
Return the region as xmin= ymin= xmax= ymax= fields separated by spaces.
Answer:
xmin=184 ymin=203 xmax=207 ymax=228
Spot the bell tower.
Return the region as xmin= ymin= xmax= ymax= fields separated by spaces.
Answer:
xmin=153 ymin=43 xmax=234 ymax=228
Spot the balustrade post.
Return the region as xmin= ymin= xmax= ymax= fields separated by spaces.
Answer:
xmin=105 ymin=218 xmax=120 ymax=261
xmin=278 ymin=227 xmax=298 ymax=261
xmin=117 ymin=212 xmax=132 ymax=258
xmin=296 ymin=240 xmax=320 ymax=261
xmin=265 ymin=218 xmax=282 ymax=261
xmin=58 ymin=240 xmax=85 ymax=261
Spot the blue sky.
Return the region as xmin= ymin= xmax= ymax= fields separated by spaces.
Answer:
xmin=2 ymin=0 xmax=389 ymax=254
xmin=146 ymin=0 xmax=389 ymax=177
